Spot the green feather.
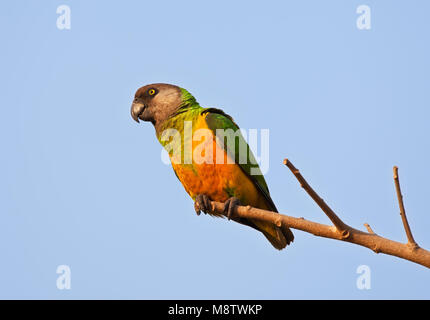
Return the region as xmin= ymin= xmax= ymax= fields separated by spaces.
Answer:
xmin=203 ymin=108 xmax=278 ymax=212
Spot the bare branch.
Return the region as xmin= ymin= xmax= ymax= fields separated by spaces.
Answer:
xmin=207 ymin=202 xmax=430 ymax=268
xmin=201 ymin=160 xmax=430 ymax=269
xmin=393 ymin=166 xmax=419 ymax=249
xmin=283 ymin=159 xmax=349 ymax=237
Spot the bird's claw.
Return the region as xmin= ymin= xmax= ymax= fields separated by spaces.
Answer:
xmin=224 ymin=197 xmax=241 ymax=220
xmin=194 ymin=194 xmax=212 ymax=216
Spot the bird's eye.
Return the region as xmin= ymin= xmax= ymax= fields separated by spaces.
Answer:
xmin=148 ymin=89 xmax=156 ymax=96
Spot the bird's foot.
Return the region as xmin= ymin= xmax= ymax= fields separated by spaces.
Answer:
xmin=194 ymin=194 xmax=212 ymax=216
xmin=224 ymin=197 xmax=241 ymax=220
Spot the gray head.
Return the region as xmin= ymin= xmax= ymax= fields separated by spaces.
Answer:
xmin=131 ymin=83 xmax=190 ymax=130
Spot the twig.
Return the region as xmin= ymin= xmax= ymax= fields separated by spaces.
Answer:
xmin=364 ymin=223 xmax=375 ymax=234
xmin=283 ymin=159 xmax=350 ymax=238
xmin=393 ymin=166 xmax=418 ymax=249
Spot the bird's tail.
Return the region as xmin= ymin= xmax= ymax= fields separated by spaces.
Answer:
xmin=247 ymin=199 xmax=294 ymax=250
xmin=253 ymin=220 xmax=294 ymax=250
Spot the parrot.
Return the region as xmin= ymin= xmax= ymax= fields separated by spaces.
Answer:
xmin=131 ymin=83 xmax=294 ymax=249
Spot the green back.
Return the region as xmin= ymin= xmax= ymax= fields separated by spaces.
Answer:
xmin=203 ymin=108 xmax=278 ymax=212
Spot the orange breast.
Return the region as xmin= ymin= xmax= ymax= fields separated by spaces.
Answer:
xmin=170 ymin=115 xmax=270 ymax=210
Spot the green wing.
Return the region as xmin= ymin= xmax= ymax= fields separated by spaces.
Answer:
xmin=202 ymin=108 xmax=278 ymax=212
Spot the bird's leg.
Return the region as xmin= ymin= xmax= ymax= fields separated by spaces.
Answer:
xmin=224 ymin=197 xmax=241 ymax=220
xmin=194 ymin=194 xmax=212 ymax=216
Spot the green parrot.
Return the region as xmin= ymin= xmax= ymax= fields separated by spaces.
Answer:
xmin=131 ymin=83 xmax=294 ymax=249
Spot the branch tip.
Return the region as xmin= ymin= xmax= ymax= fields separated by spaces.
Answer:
xmin=393 ymin=166 xmax=418 ymax=248
xmin=364 ymin=223 xmax=375 ymax=234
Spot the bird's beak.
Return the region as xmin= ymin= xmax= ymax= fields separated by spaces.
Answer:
xmin=131 ymin=102 xmax=146 ymax=123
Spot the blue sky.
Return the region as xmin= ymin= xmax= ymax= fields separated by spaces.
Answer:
xmin=1 ymin=0 xmax=429 ymax=299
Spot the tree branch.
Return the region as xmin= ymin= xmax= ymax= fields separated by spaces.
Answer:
xmin=283 ymin=159 xmax=350 ymax=237
xmin=393 ymin=166 xmax=418 ymax=249
xmin=204 ymin=159 xmax=430 ymax=269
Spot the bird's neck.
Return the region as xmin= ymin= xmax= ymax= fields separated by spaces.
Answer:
xmin=155 ymin=106 xmax=204 ymax=165
xmin=155 ymin=105 xmax=202 ymax=139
